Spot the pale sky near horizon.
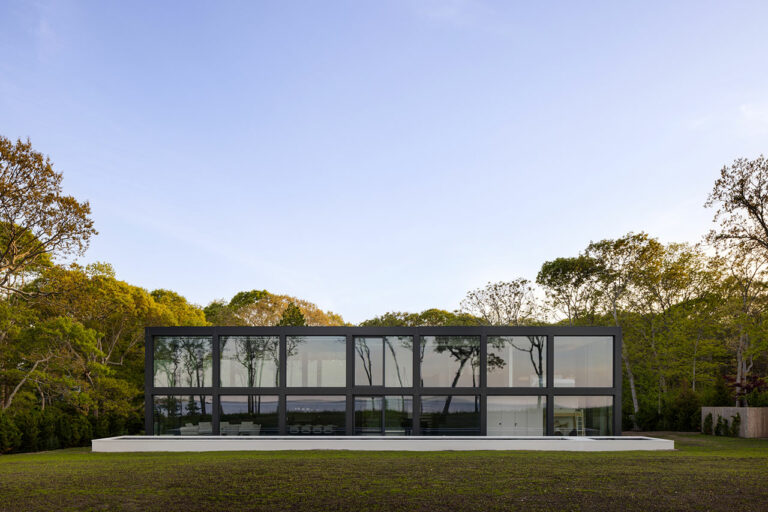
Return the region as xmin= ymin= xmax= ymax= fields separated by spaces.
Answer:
xmin=2 ymin=1 xmax=768 ymax=323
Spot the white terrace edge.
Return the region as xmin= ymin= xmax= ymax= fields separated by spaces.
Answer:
xmin=92 ymin=435 xmax=674 ymax=452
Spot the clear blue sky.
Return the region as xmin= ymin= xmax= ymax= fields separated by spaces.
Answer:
xmin=2 ymin=1 xmax=767 ymax=323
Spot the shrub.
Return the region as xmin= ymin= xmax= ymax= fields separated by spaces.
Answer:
xmin=0 ymin=412 xmax=22 ymax=453
xmin=714 ymin=415 xmax=725 ymax=436
xmin=703 ymin=412 xmax=713 ymax=435
xmin=730 ymin=413 xmax=741 ymax=437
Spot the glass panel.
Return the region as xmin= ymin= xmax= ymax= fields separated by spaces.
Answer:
xmin=153 ymin=336 xmax=212 ymax=387
xmin=487 ymin=336 xmax=546 ymax=387
xmin=354 ymin=396 xmax=413 ymax=435
xmin=354 ymin=337 xmax=413 ymax=387
xmin=420 ymin=336 xmax=480 ymax=387
xmin=153 ymin=395 xmax=213 ymax=436
xmin=487 ymin=396 xmax=546 ymax=436
xmin=420 ymin=395 xmax=480 ymax=435
xmin=220 ymin=336 xmax=279 ymax=387
xmin=553 ymin=396 xmax=613 ymax=436
xmin=286 ymin=395 xmax=346 ymax=435
xmin=286 ymin=336 xmax=346 ymax=387
xmin=554 ymin=336 xmax=613 ymax=387
xmin=219 ymin=395 xmax=279 ymax=435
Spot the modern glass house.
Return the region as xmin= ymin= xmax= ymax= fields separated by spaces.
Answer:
xmin=146 ymin=326 xmax=621 ymax=437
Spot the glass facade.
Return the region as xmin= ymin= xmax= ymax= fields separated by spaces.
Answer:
xmin=354 ymin=396 xmax=413 ymax=435
xmin=553 ymin=336 xmax=613 ymax=387
xmin=420 ymin=336 xmax=480 ymax=387
xmin=420 ymin=395 xmax=481 ymax=435
xmin=487 ymin=396 xmax=546 ymax=435
xmin=354 ymin=336 xmax=413 ymax=387
xmin=487 ymin=336 xmax=546 ymax=387
xmin=147 ymin=328 xmax=620 ymax=436
xmin=287 ymin=336 xmax=346 ymax=387
xmin=220 ymin=336 xmax=279 ymax=387
xmin=219 ymin=395 xmax=279 ymax=435
xmin=286 ymin=395 xmax=346 ymax=434
xmin=153 ymin=394 xmax=213 ymax=435
xmin=153 ymin=336 xmax=212 ymax=387
xmin=553 ymin=396 xmax=613 ymax=436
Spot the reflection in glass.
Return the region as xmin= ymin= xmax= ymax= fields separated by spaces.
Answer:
xmin=153 ymin=336 xmax=212 ymax=387
xmin=554 ymin=396 xmax=613 ymax=436
xmin=487 ymin=336 xmax=546 ymax=387
xmin=420 ymin=336 xmax=480 ymax=387
xmin=355 ymin=337 xmax=413 ymax=387
xmin=487 ymin=396 xmax=546 ymax=435
xmin=287 ymin=336 xmax=346 ymax=387
xmin=420 ymin=395 xmax=480 ymax=435
xmin=220 ymin=336 xmax=279 ymax=387
xmin=153 ymin=395 xmax=213 ymax=435
xmin=354 ymin=396 xmax=413 ymax=435
xmin=286 ymin=395 xmax=346 ymax=435
xmin=219 ymin=395 xmax=278 ymax=435
xmin=554 ymin=336 xmax=613 ymax=387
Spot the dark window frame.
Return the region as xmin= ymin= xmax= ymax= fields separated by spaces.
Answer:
xmin=145 ymin=326 xmax=622 ymax=436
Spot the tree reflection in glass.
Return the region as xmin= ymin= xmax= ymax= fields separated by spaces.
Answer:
xmin=487 ymin=336 xmax=546 ymax=387
xmin=420 ymin=336 xmax=481 ymax=415
xmin=220 ymin=336 xmax=279 ymax=415
xmin=286 ymin=336 xmax=346 ymax=387
xmin=354 ymin=336 xmax=412 ymax=387
xmin=154 ymin=336 xmax=212 ymax=414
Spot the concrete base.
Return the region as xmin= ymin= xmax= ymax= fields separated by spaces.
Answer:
xmin=92 ymin=435 xmax=673 ymax=452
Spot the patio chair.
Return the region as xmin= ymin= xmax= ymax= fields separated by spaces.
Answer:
xmin=323 ymin=425 xmax=334 ymax=434
xmin=289 ymin=424 xmax=300 ymax=434
xmin=221 ymin=422 xmax=240 ymax=436
xmin=198 ymin=421 xmax=213 ymax=435
xmin=239 ymin=421 xmax=261 ymax=436
xmin=301 ymin=424 xmax=312 ymax=434
xmin=179 ymin=425 xmax=198 ymax=435
xmin=312 ymin=425 xmax=323 ymax=434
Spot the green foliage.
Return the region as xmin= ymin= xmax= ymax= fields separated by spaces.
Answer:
xmin=730 ymin=413 xmax=741 ymax=437
xmin=714 ymin=415 xmax=728 ymax=436
xmin=277 ymin=302 xmax=306 ymax=326
xmin=0 ymin=412 xmax=21 ymax=453
xmin=704 ymin=374 xmax=734 ymax=406
xmin=703 ymin=413 xmax=713 ymax=435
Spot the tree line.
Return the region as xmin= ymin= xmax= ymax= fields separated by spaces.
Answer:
xmin=0 ymin=136 xmax=766 ymax=452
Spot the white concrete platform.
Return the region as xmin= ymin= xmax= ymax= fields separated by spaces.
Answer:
xmin=92 ymin=435 xmax=673 ymax=452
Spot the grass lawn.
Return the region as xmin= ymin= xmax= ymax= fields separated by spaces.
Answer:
xmin=1 ymin=433 xmax=767 ymax=511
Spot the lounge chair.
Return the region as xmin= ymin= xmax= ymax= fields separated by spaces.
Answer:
xmin=179 ymin=425 xmax=198 ymax=435
xmin=239 ymin=421 xmax=261 ymax=436
xmin=289 ymin=424 xmax=300 ymax=434
xmin=221 ymin=422 xmax=240 ymax=436
xmin=323 ymin=425 xmax=334 ymax=434
xmin=312 ymin=425 xmax=323 ymax=434
xmin=301 ymin=424 xmax=312 ymax=434
xmin=198 ymin=421 xmax=213 ymax=435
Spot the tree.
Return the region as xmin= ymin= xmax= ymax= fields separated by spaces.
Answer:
xmin=536 ymin=255 xmax=602 ymax=325
xmin=278 ymin=302 xmax=306 ymax=326
xmin=459 ymin=278 xmax=539 ymax=325
xmin=0 ymin=137 xmax=96 ymax=297
xmin=705 ymin=155 xmax=768 ymax=253
xmin=206 ymin=290 xmax=344 ymax=326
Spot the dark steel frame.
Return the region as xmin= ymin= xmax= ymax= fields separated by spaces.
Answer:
xmin=145 ymin=326 xmax=622 ymax=436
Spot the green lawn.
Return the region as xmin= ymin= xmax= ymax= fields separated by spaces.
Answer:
xmin=1 ymin=433 xmax=767 ymax=511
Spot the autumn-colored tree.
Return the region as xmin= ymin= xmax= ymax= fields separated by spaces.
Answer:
xmin=0 ymin=137 xmax=96 ymax=297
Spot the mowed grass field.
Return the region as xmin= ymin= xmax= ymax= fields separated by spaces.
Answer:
xmin=1 ymin=433 xmax=767 ymax=511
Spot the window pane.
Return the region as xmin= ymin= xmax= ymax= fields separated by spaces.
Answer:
xmin=487 ymin=396 xmax=546 ymax=436
xmin=354 ymin=396 xmax=413 ymax=435
xmin=420 ymin=336 xmax=480 ymax=387
xmin=554 ymin=396 xmax=613 ymax=436
xmin=487 ymin=336 xmax=546 ymax=387
xmin=286 ymin=395 xmax=346 ymax=435
xmin=355 ymin=337 xmax=413 ymax=387
xmin=220 ymin=336 xmax=279 ymax=387
xmin=554 ymin=336 xmax=613 ymax=387
xmin=153 ymin=395 xmax=213 ymax=435
xmin=219 ymin=395 xmax=279 ymax=435
xmin=420 ymin=395 xmax=480 ymax=435
xmin=153 ymin=336 xmax=212 ymax=387
xmin=287 ymin=336 xmax=346 ymax=387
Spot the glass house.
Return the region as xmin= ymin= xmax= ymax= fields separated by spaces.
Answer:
xmin=146 ymin=326 xmax=621 ymax=437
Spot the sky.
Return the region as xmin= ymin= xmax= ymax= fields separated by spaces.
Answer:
xmin=2 ymin=1 xmax=768 ymax=323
